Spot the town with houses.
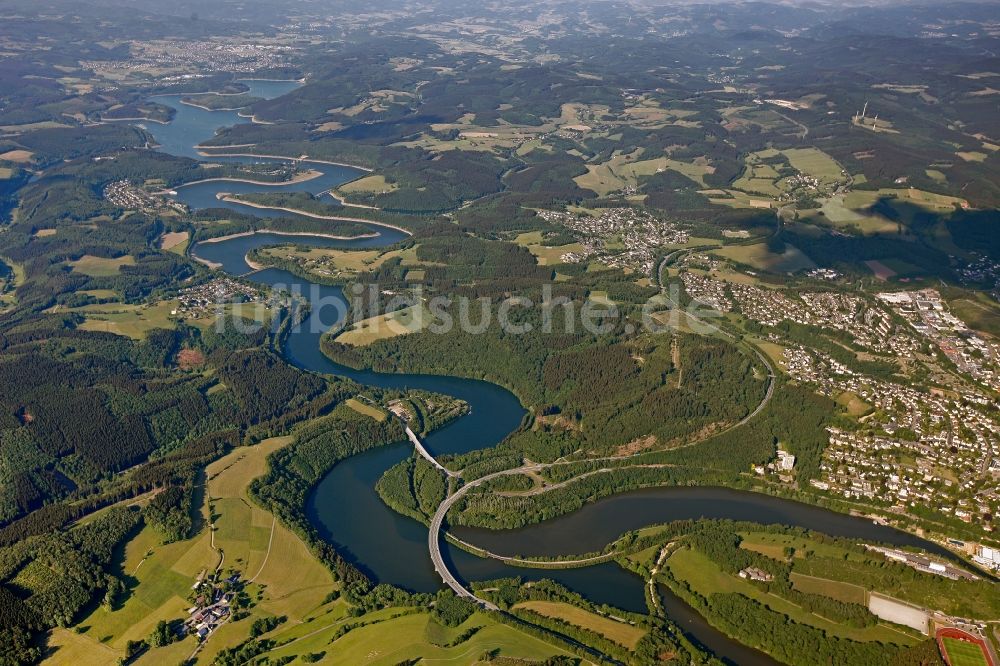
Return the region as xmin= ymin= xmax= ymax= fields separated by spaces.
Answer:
xmin=103 ymin=179 xmax=186 ymax=215
xmin=877 ymin=289 xmax=1000 ymax=392
xmin=174 ymin=277 xmax=273 ymax=320
xmin=539 ymin=207 xmax=689 ymax=272
xmin=678 ymin=261 xmax=913 ymax=355
xmin=670 ymin=261 xmax=1000 ymax=580
xmin=779 ymin=343 xmax=999 ymax=554
xmin=81 ymin=39 xmax=290 ymax=77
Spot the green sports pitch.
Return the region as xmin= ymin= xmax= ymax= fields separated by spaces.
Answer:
xmin=942 ymin=637 xmax=991 ymax=666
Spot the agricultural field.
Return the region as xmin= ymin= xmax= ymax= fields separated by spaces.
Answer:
xmin=160 ymin=231 xmax=189 ymax=255
xmin=72 ymin=300 xmax=180 ymax=339
xmin=810 ymin=195 xmax=900 ymax=235
xmin=665 ymin=546 xmax=916 ymax=644
xmin=841 ymin=188 xmax=966 ymax=213
xmin=47 ymin=434 xmax=339 ymax=666
xmin=703 ymin=188 xmax=775 ymax=209
xmin=264 ymin=610 xmax=573 ymax=665
xmin=68 ymin=298 xmax=266 ymax=339
xmin=514 ymin=231 xmax=585 ymax=266
xmin=515 ymin=601 xmax=646 ymax=649
xmin=398 ymin=121 xmax=543 ymax=155
xmin=68 ymin=254 xmax=136 ymax=277
xmin=0 ymin=149 xmax=34 ymax=162
xmin=573 ymin=147 xmax=716 ymax=195
xmin=335 ymin=304 xmax=431 ymax=346
xmin=712 ymin=242 xmax=816 ymax=273
xmin=574 ymin=151 xmax=664 ymax=195
xmin=621 ymin=98 xmax=700 ymax=128
xmin=720 ymin=106 xmax=804 ymax=135
xmin=781 ymin=148 xmax=844 ymax=186
xmin=337 ymin=174 xmax=397 ymax=194
xmin=259 ymin=245 xmax=422 ymax=279
xmin=948 ymin=293 xmax=1000 ymax=337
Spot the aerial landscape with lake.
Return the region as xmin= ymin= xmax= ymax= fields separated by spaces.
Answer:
xmin=1 ymin=0 xmax=999 ymax=664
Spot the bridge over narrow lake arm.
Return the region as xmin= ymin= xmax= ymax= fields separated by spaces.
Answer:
xmin=405 ymin=425 xmax=459 ymax=477
xmin=427 ymin=465 xmax=546 ymax=609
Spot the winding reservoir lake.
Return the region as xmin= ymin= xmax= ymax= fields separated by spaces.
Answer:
xmin=159 ymin=82 xmax=949 ymax=665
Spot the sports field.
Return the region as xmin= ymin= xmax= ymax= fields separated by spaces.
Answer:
xmin=941 ymin=636 xmax=991 ymax=666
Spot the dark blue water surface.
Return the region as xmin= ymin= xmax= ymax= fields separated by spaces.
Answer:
xmin=144 ymin=80 xmax=301 ymax=159
xmin=156 ymin=82 xmax=948 ymax=663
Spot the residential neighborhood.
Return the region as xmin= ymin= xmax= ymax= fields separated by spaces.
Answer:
xmin=540 ymin=207 xmax=689 ymax=272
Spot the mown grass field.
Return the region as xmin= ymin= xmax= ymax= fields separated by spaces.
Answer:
xmin=739 ymin=532 xmax=868 ymax=562
xmin=792 ymin=553 xmax=998 ymax=620
xmin=48 ymin=406 xmax=578 ymax=666
xmin=752 ymin=340 xmax=788 ymax=372
xmin=345 ymin=398 xmax=387 ymax=422
xmin=514 ymin=600 xmax=646 ymax=648
xmin=842 ymin=187 xmax=966 ymax=212
xmin=0 ymin=256 xmax=24 ymax=307
xmin=703 ymin=188 xmax=775 ymax=209
xmin=790 ymin=573 xmax=868 ymax=605
xmin=814 ymin=195 xmax=900 ymax=235
xmin=0 ymin=149 xmax=34 ymax=162
xmin=69 ymin=254 xmax=136 ymax=277
xmin=71 ymin=299 xmax=269 ymax=339
xmin=836 ymin=391 xmax=873 ymax=418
